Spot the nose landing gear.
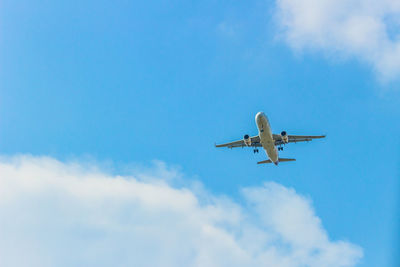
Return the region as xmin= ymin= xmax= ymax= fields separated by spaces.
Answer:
xmin=253 ymin=149 xmax=259 ymax=153
xmin=278 ymin=147 xmax=284 ymax=151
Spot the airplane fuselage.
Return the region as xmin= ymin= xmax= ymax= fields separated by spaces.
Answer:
xmin=255 ymin=112 xmax=279 ymax=165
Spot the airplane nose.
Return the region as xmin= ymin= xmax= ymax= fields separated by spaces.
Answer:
xmin=255 ymin=112 xmax=264 ymax=122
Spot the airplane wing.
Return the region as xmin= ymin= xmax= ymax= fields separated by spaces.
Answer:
xmin=273 ymin=134 xmax=326 ymax=146
xmin=215 ymin=135 xmax=261 ymax=148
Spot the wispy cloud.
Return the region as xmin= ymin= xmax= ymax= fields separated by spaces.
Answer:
xmin=275 ymin=0 xmax=400 ymax=81
xmin=217 ymin=22 xmax=238 ymax=38
xmin=0 ymin=155 xmax=362 ymax=267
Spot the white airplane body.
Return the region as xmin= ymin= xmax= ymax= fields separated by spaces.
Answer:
xmin=256 ymin=112 xmax=279 ymax=163
xmin=216 ymin=112 xmax=325 ymax=165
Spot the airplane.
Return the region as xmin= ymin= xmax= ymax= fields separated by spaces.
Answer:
xmin=215 ymin=112 xmax=325 ymax=165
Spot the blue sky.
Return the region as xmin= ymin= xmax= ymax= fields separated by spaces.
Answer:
xmin=0 ymin=1 xmax=399 ymax=266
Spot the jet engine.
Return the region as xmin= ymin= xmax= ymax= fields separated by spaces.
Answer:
xmin=243 ymin=134 xmax=252 ymax=146
xmin=281 ymin=131 xmax=289 ymax=143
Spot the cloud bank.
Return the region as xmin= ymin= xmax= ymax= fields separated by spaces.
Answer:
xmin=275 ymin=0 xmax=400 ymax=80
xmin=0 ymin=155 xmax=362 ymax=267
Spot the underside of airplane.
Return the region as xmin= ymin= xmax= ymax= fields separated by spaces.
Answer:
xmin=215 ymin=112 xmax=325 ymax=165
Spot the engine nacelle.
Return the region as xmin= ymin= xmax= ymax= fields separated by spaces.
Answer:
xmin=281 ymin=131 xmax=288 ymax=143
xmin=243 ymin=134 xmax=251 ymax=146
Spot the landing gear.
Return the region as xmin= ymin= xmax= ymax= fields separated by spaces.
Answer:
xmin=253 ymin=149 xmax=259 ymax=153
xmin=278 ymin=147 xmax=284 ymax=151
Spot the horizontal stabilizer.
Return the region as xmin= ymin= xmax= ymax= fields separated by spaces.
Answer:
xmin=257 ymin=158 xmax=296 ymax=164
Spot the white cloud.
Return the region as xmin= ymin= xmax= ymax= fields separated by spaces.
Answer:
xmin=0 ymin=155 xmax=362 ymax=267
xmin=275 ymin=0 xmax=400 ymax=80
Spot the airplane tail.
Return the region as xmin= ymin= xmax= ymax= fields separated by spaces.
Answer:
xmin=257 ymin=158 xmax=296 ymax=164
